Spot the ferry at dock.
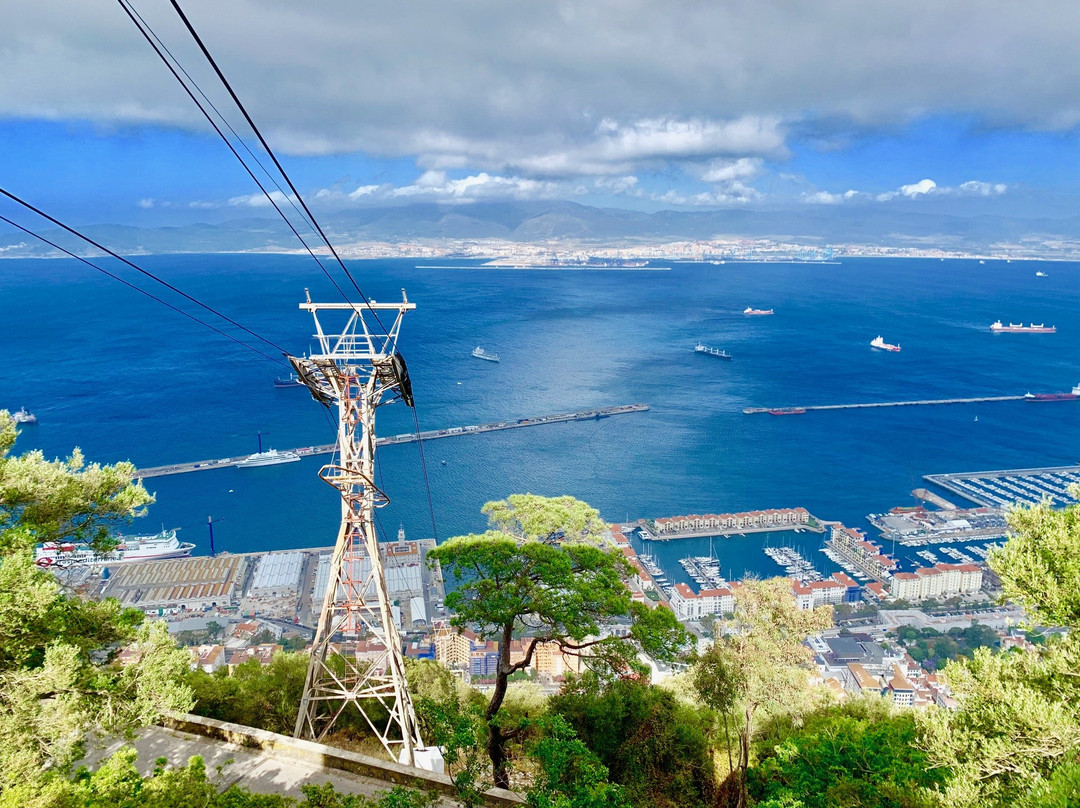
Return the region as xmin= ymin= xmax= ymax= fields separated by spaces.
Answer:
xmin=744 ymin=307 xmax=774 ymax=315
xmin=990 ymin=321 xmax=1056 ymax=333
xmin=35 ymin=528 xmax=194 ymax=568
xmin=236 ymin=448 xmax=301 ymax=467
xmin=870 ymin=336 xmax=901 ymax=352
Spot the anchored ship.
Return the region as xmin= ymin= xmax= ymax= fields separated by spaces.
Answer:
xmin=990 ymin=321 xmax=1056 ymax=333
xmin=768 ymin=407 xmax=807 ymax=415
xmin=870 ymin=336 xmax=901 ymax=352
xmin=10 ymin=407 xmax=37 ymax=424
xmin=694 ymin=343 xmax=732 ymax=359
xmin=471 ymin=346 xmax=500 ymax=362
xmin=34 ymin=528 xmax=194 ymax=568
xmin=744 ymin=307 xmax=774 ymax=315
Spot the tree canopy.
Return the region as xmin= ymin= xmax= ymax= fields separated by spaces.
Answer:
xmin=428 ymin=494 xmax=688 ymax=789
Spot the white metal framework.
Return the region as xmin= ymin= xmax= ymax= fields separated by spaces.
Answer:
xmin=291 ymin=290 xmax=426 ymax=766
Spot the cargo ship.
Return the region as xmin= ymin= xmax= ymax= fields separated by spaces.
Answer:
xmin=990 ymin=321 xmax=1056 ymax=333
xmin=768 ymin=407 xmax=806 ymax=415
xmin=35 ymin=528 xmax=194 ymax=568
xmin=10 ymin=407 xmax=37 ymax=424
xmin=694 ymin=343 xmax=732 ymax=359
xmin=1024 ymin=383 xmax=1080 ymax=402
xmin=870 ymin=336 xmax=901 ymax=352
xmin=472 ymin=346 xmax=500 ymax=362
xmin=274 ymin=374 xmax=303 ymax=388
xmin=744 ymin=307 xmax=774 ymax=315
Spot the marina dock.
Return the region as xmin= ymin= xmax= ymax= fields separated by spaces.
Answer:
xmin=136 ymin=404 xmax=649 ymax=479
xmin=743 ymin=394 xmax=1031 ymax=414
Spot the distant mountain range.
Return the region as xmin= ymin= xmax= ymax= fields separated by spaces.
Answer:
xmin=1 ymin=201 xmax=1077 ymax=258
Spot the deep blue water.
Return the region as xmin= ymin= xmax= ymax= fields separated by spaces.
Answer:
xmin=1 ymin=255 xmax=1077 ymax=582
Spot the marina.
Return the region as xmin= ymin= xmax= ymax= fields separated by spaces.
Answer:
xmin=134 ymin=405 xmax=650 ymax=478
xmin=679 ymin=554 xmax=727 ymax=589
xmin=924 ymin=465 xmax=1080 ymax=508
xmin=763 ymin=545 xmax=823 ymax=582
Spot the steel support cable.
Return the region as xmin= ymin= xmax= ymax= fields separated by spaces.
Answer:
xmin=0 ymin=212 xmax=285 ymax=365
xmin=122 ymin=0 xmax=324 ymax=246
xmin=116 ymin=0 xmax=354 ymax=306
xmin=167 ymin=0 xmax=390 ymax=336
xmin=0 ymin=186 xmax=290 ymax=357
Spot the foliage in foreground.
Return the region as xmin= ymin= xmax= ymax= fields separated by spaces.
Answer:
xmin=0 ymin=419 xmax=193 ymax=800
xmin=0 ymin=746 xmax=439 ymax=808
xmin=918 ymin=493 xmax=1080 ymax=808
xmin=748 ymin=697 xmax=945 ymax=808
xmin=428 ymin=494 xmax=689 ymax=789
xmin=550 ymin=674 xmax=716 ymax=808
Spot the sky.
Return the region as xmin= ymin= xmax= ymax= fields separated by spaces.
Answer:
xmin=0 ymin=0 xmax=1078 ymax=228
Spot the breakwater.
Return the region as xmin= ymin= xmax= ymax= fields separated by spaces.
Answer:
xmin=136 ymin=404 xmax=649 ymax=479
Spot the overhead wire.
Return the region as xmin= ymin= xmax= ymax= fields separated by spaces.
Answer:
xmin=115 ymin=0 xmax=355 ymax=306
xmin=0 ymin=185 xmax=291 ymax=358
xmin=165 ymin=0 xmax=390 ymax=336
xmin=0 ymin=212 xmax=286 ymax=365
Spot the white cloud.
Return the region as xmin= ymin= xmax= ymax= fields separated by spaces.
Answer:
xmin=957 ymin=180 xmax=1007 ymax=196
xmin=808 ymin=179 xmax=1008 ymax=204
xmin=137 ymin=198 xmax=155 ymax=209
xmin=594 ymin=175 xmax=640 ymax=194
xmin=901 ymin=178 xmax=937 ymax=198
xmin=697 ymin=157 xmax=765 ymax=183
xmin=804 ymin=190 xmax=844 ymax=204
xmin=227 ymin=190 xmax=298 ymax=208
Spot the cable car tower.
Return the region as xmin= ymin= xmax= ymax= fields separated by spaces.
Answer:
xmin=289 ymin=289 xmax=436 ymax=769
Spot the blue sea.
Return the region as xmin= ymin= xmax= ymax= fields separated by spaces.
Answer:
xmin=2 ymin=255 xmax=1077 ymax=585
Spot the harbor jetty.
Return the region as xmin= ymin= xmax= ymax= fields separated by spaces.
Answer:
xmin=744 ymin=394 xmax=1033 ymax=414
xmin=136 ymin=404 xmax=648 ymax=479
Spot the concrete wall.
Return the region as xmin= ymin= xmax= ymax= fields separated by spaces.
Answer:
xmin=161 ymin=713 xmax=524 ymax=807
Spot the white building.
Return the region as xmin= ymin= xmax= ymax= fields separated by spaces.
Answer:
xmin=670 ymin=582 xmax=735 ymax=620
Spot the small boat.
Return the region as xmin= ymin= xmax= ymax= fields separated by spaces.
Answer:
xmin=743 ymin=307 xmax=774 ymax=316
xmin=870 ymin=336 xmax=901 ymax=352
xmin=274 ymin=374 xmax=304 ymax=388
xmin=1036 ymin=271 xmax=1048 ymax=277
xmin=694 ymin=343 xmax=732 ymax=359
xmin=10 ymin=407 xmax=37 ymax=424
xmin=472 ymin=346 xmax=500 ymax=362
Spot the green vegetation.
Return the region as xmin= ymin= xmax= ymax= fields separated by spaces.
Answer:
xmin=892 ymin=623 xmax=999 ymax=670
xmin=0 ymin=417 xmax=194 ymax=805
xmin=694 ymin=577 xmax=834 ymax=808
xmin=428 ymin=494 xmax=689 ymax=790
xmin=749 ymin=698 xmax=945 ymax=808
xmin=550 ymin=674 xmax=715 ymax=808
xmin=918 ymin=492 xmax=1080 ymax=808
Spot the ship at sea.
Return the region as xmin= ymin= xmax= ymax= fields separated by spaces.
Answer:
xmin=472 ymin=346 xmax=500 ymax=362
xmin=34 ymin=528 xmax=194 ymax=568
xmin=1024 ymin=382 xmax=1080 ymax=403
xmin=273 ymin=374 xmax=304 ymax=388
xmin=694 ymin=343 xmax=732 ymax=360
xmin=744 ymin=307 xmax=774 ymax=316
xmin=10 ymin=407 xmax=37 ymax=424
xmin=769 ymin=407 xmax=806 ymax=415
xmin=990 ymin=321 xmax=1056 ymax=333
xmin=870 ymin=336 xmax=901 ymax=352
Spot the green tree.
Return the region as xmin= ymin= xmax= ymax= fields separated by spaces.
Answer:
xmin=693 ymin=577 xmax=833 ymax=808
xmin=549 ymin=674 xmax=715 ymax=808
xmin=187 ymin=653 xmax=309 ymax=735
xmin=428 ymin=495 xmax=688 ymax=790
xmin=0 ymin=414 xmax=153 ymax=554
xmin=748 ymin=697 xmax=945 ymax=808
xmin=0 ymin=420 xmax=192 ymax=801
xmin=525 ymin=714 xmax=630 ymax=808
xmin=920 ymin=493 xmax=1080 ymax=807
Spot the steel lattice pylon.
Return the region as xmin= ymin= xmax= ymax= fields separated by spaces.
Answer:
xmin=289 ymin=290 xmax=432 ymax=768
